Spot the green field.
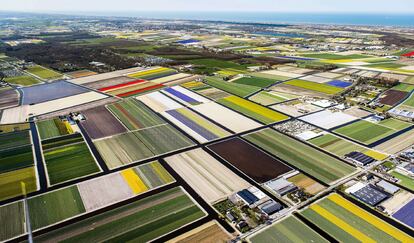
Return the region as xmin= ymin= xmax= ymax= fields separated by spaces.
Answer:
xmin=0 ymin=167 xmax=38 ymax=201
xmin=301 ymin=53 xmax=371 ymax=60
xmin=134 ymin=124 xmax=194 ymax=155
xmin=250 ymin=216 xmax=328 ymax=243
xmin=401 ymin=93 xmax=414 ymax=107
xmin=5 ymin=75 xmax=40 ymax=86
xmin=301 ymin=194 xmax=412 ymax=242
xmin=334 ymin=119 xmax=411 ymax=145
xmin=309 ymin=134 xmax=367 ymax=157
xmin=43 ymin=139 xmax=100 ymax=185
xmin=284 ymin=79 xmax=343 ymax=95
xmin=218 ymin=95 xmax=289 ymax=124
xmin=37 ymin=119 xmax=73 ymax=140
xmin=0 ymin=201 xmax=25 ymax=241
xmin=28 ymin=186 xmax=85 ymax=230
xmin=366 ymin=62 xmax=406 ymax=69
xmin=34 ymin=187 xmax=205 ymax=242
xmin=190 ymin=58 xmax=248 ymax=70
xmin=205 ymin=77 xmax=260 ymax=97
xmin=107 ymin=98 xmax=165 ymax=130
xmin=392 ymin=83 xmax=414 ymax=92
xmin=390 ymin=171 xmax=414 ymax=191
xmin=26 ymin=65 xmax=63 ymax=80
xmin=94 ymin=132 xmax=154 ymax=169
xmin=0 ymin=123 xmax=30 ymax=134
xmin=249 ymin=91 xmax=299 ymax=106
xmin=232 ymin=76 xmax=276 ymax=88
xmin=0 ymin=130 xmax=31 ymax=151
xmin=0 ymin=145 xmax=34 ymax=173
xmin=243 ymin=129 xmax=355 ymax=184
xmin=249 ymin=72 xmax=291 ymax=81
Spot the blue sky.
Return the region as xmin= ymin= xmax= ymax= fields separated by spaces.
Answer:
xmin=1 ymin=0 xmax=414 ymax=13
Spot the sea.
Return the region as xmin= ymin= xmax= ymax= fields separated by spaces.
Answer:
xmin=62 ymin=11 xmax=414 ymax=27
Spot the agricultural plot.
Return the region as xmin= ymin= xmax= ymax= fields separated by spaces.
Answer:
xmin=21 ymin=81 xmax=88 ymax=105
xmin=232 ymin=76 xmax=277 ymax=88
xmin=300 ymin=75 xmax=332 ymax=83
xmin=271 ymin=83 xmax=331 ymax=98
xmin=205 ymin=77 xmax=260 ymax=97
xmin=249 ymin=91 xmax=299 ymax=106
xmin=334 ymin=118 xmax=412 ymax=145
xmin=391 ymin=83 xmax=414 ymax=92
xmin=99 ymin=79 xmax=164 ymax=97
xmin=0 ymin=87 xmax=19 ymax=109
xmin=137 ymin=91 xmax=184 ymax=113
xmin=162 ymin=86 xmax=209 ymax=106
xmin=167 ymin=220 xmax=231 ymax=243
xmin=0 ymin=167 xmax=37 ymax=201
xmin=107 ymin=98 xmax=166 ymax=131
xmin=0 ymin=123 xmax=30 ymax=134
xmin=65 ymin=70 xmax=97 ymax=79
xmin=393 ymin=199 xmax=414 ymax=228
xmin=81 ymin=106 xmax=127 ymax=139
xmin=28 ymin=186 xmax=86 ymax=230
xmin=37 ymin=118 xmax=73 ymax=140
xmin=287 ymin=173 xmax=325 ymax=195
xmin=26 ymin=65 xmax=63 ymax=80
xmin=128 ymin=66 xmax=177 ymax=80
xmin=0 ymin=145 xmax=34 ymax=174
xmin=284 ymin=79 xmax=343 ymax=95
xmin=271 ymin=100 xmax=322 ymax=117
xmin=192 ymin=102 xmax=261 ymax=133
xmin=218 ymin=96 xmax=289 ymax=124
xmin=301 ymin=193 xmax=413 ymax=242
xmin=34 ymin=187 xmax=206 ymax=243
xmin=182 ymin=81 xmax=231 ymax=100
xmin=250 ymin=216 xmax=328 ymax=243
xmin=0 ymin=130 xmax=31 ymax=151
xmin=208 ymin=138 xmax=293 ymax=183
xmin=390 ymin=171 xmax=414 ymax=191
xmin=308 ymin=134 xmax=368 ymax=157
xmin=2 ymin=92 xmax=109 ymax=123
xmin=94 ymin=132 xmax=153 ymax=169
xmin=375 ymin=129 xmax=414 ymax=154
xmin=78 ymin=161 xmax=173 ymax=211
xmin=134 ymin=124 xmax=195 ymax=155
xmin=300 ymin=110 xmax=358 ymax=129
xmin=0 ymin=201 xmax=25 ymax=241
xmin=85 ymin=76 xmax=135 ymax=90
xmin=378 ymin=89 xmax=409 ymax=106
xmin=243 ymin=129 xmax=356 ymax=184
xmin=4 ymin=75 xmax=40 ymax=86
xmin=162 ymin=107 xmax=231 ymax=143
xmin=165 ymin=148 xmax=251 ymax=203
xmin=258 ymin=70 xmax=302 ymax=79
xmin=151 ymin=73 xmax=192 ymax=84
xmin=326 ymin=80 xmax=352 ymax=88
xmin=42 ymin=134 xmax=100 ymax=185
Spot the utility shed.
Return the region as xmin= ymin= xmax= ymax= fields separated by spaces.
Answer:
xmin=259 ymin=200 xmax=282 ymax=216
xmin=376 ymin=180 xmax=400 ymax=194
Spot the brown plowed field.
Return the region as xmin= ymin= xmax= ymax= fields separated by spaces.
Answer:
xmin=378 ymin=90 xmax=408 ymax=106
xmin=207 ymin=137 xmax=293 ymax=183
xmin=81 ymin=106 xmax=127 ymax=139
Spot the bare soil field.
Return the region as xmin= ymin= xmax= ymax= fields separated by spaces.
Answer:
xmin=81 ymin=106 xmax=127 ymax=139
xmin=378 ymin=90 xmax=409 ymax=106
xmin=165 ymin=148 xmax=250 ymax=203
xmin=271 ymin=83 xmax=330 ymax=98
xmin=343 ymin=107 xmax=372 ymax=118
xmin=168 ymin=220 xmax=232 ymax=243
xmin=374 ymin=129 xmax=414 ymax=154
xmin=78 ymin=173 xmax=133 ymax=212
xmin=0 ymin=88 xmax=19 ymax=109
xmin=208 ymin=138 xmax=293 ymax=183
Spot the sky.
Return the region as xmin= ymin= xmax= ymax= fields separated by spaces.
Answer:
xmin=1 ymin=0 xmax=414 ymax=14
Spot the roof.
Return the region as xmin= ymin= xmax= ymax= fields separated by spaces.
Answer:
xmin=259 ymin=200 xmax=282 ymax=215
xmin=376 ymin=180 xmax=400 ymax=194
xmin=345 ymin=151 xmax=376 ymax=166
xmin=265 ymin=178 xmax=297 ymax=195
xmin=351 ymin=184 xmax=389 ymax=206
xmin=237 ymin=189 xmax=259 ymax=205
